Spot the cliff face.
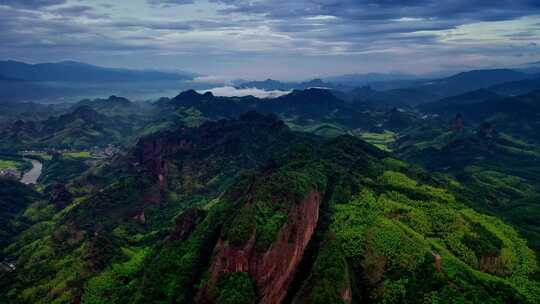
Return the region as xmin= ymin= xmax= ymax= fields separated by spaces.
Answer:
xmin=204 ymin=190 xmax=322 ymax=304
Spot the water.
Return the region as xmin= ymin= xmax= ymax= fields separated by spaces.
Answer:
xmin=21 ymin=159 xmax=43 ymax=185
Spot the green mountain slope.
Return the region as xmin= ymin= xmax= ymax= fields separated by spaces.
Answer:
xmin=1 ymin=113 xmax=539 ymax=304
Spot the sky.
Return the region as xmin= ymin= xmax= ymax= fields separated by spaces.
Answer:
xmin=1 ymin=0 xmax=540 ymax=80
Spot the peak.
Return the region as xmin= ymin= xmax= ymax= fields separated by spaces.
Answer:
xmin=169 ymin=89 xmax=214 ymax=107
xmin=173 ymin=89 xmax=215 ymax=100
xmin=175 ymin=89 xmax=201 ymax=98
xmin=106 ymin=95 xmax=131 ymax=103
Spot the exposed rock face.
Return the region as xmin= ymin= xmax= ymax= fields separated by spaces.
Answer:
xmin=170 ymin=208 xmax=206 ymax=241
xmin=341 ymin=282 xmax=352 ymax=304
xmin=204 ymin=190 xmax=322 ymax=304
xmin=433 ymin=252 xmax=442 ymax=272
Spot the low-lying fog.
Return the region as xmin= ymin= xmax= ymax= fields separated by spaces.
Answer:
xmin=198 ymin=86 xmax=290 ymax=98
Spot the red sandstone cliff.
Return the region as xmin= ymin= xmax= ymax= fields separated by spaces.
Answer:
xmin=203 ymin=190 xmax=322 ymax=304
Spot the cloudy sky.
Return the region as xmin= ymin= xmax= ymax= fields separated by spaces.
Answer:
xmin=1 ymin=0 xmax=540 ymax=80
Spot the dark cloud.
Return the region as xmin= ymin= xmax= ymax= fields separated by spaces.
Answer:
xmin=49 ymin=5 xmax=93 ymax=15
xmin=147 ymin=0 xmax=195 ymax=7
xmin=110 ymin=20 xmax=192 ymax=31
xmin=1 ymin=0 xmax=539 ymax=78
xmin=201 ymin=0 xmax=540 ymax=27
xmin=0 ymin=0 xmax=66 ymax=8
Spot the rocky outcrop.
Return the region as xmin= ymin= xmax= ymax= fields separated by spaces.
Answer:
xmin=170 ymin=208 xmax=206 ymax=241
xmin=203 ymin=190 xmax=322 ymax=304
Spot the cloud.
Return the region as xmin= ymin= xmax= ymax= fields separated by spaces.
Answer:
xmin=0 ymin=0 xmax=66 ymax=8
xmin=49 ymin=5 xmax=92 ymax=16
xmin=1 ymin=0 xmax=539 ymax=78
xmin=147 ymin=0 xmax=195 ymax=7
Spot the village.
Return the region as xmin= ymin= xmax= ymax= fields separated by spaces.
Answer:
xmin=0 ymin=145 xmax=119 ymax=180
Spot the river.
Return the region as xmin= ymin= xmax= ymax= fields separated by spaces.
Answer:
xmin=21 ymin=159 xmax=43 ymax=185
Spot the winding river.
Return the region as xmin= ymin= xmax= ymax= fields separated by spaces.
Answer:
xmin=21 ymin=158 xmax=43 ymax=185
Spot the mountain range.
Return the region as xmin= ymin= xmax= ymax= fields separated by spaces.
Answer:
xmin=1 ymin=60 xmax=540 ymax=304
xmin=0 ymin=60 xmax=195 ymax=82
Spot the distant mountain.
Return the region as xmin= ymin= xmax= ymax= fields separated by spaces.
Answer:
xmin=418 ymin=90 xmax=540 ymax=142
xmin=238 ymin=79 xmax=292 ymax=90
xmin=415 ymin=69 xmax=531 ymax=96
xmin=0 ymin=105 xmax=141 ymax=150
xmin=418 ymin=89 xmax=502 ymax=115
xmin=159 ymin=88 xmax=347 ymax=119
xmin=348 ymin=86 xmax=439 ymax=107
xmin=324 ymin=72 xmax=420 ymax=86
xmin=157 ymin=88 xmax=417 ymax=132
xmin=238 ymin=78 xmax=343 ymax=91
xmin=0 ymin=77 xmax=81 ymax=103
xmin=0 ymin=60 xmax=195 ymax=82
xmin=72 ymin=95 xmax=140 ymax=116
xmin=489 ymin=76 xmax=540 ymax=96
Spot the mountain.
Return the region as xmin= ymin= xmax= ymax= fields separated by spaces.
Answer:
xmin=38 ymin=105 xmax=139 ymax=148
xmin=418 ymin=89 xmax=502 ymax=114
xmin=324 ymin=72 xmax=420 ymax=86
xmin=416 ymin=90 xmax=540 ymax=143
xmin=395 ymin=120 xmax=540 ymax=256
xmin=156 ymin=88 xmax=388 ymax=132
xmin=238 ymin=79 xmax=293 ymax=90
xmin=0 ymin=104 xmax=141 ymax=150
xmin=2 ymin=113 xmax=538 ymax=304
xmin=0 ymin=77 xmax=82 ymax=103
xmin=0 ymin=102 xmax=63 ymax=124
xmin=72 ymin=95 xmax=141 ymax=116
xmin=159 ymin=88 xmax=349 ymax=119
xmin=349 ymin=86 xmax=440 ymax=107
xmin=238 ymin=78 xmax=343 ymax=91
xmin=415 ymin=69 xmax=531 ymax=96
xmin=0 ymin=60 xmax=194 ymax=82
xmin=489 ymin=75 xmax=540 ymax=96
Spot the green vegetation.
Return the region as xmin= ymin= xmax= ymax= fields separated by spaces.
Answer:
xmin=23 ymin=152 xmax=53 ymax=161
xmin=360 ymin=130 xmax=396 ymax=151
xmin=63 ymin=151 xmax=92 ymax=159
xmin=0 ymin=179 xmax=43 ymax=254
xmin=1 ymin=87 xmax=540 ymax=304
xmin=216 ymin=272 xmax=255 ymax=304
xmin=0 ymin=159 xmax=20 ymax=169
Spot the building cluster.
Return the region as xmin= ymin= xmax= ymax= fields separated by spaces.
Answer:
xmin=0 ymin=260 xmax=16 ymax=273
xmin=0 ymin=168 xmax=21 ymax=180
